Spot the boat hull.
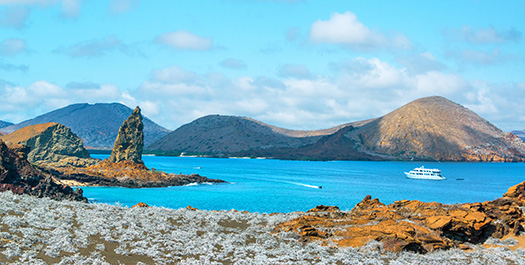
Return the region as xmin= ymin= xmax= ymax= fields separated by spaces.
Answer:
xmin=404 ymin=172 xmax=446 ymax=180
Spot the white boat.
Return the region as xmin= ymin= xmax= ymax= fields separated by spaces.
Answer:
xmin=404 ymin=166 xmax=445 ymax=180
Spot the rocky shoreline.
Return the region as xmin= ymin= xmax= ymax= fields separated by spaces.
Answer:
xmin=1 ymin=190 xmax=524 ymax=264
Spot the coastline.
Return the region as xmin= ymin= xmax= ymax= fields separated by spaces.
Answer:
xmin=1 ymin=191 xmax=524 ymax=264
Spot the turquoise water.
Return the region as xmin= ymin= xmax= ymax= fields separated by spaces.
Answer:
xmin=82 ymin=155 xmax=525 ymax=213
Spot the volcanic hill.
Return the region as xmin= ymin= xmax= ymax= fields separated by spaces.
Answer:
xmin=147 ymin=114 xmax=357 ymax=155
xmin=0 ymin=120 xmax=13 ymax=129
xmin=1 ymin=103 xmax=171 ymax=148
xmin=512 ymin=130 xmax=525 ymax=141
xmin=346 ymin=96 xmax=525 ymax=161
xmin=149 ymin=96 xmax=525 ymax=162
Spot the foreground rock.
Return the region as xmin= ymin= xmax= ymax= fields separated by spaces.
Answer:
xmin=275 ymin=181 xmax=525 ymax=253
xmin=108 ymin=106 xmax=144 ymax=164
xmin=2 ymin=192 xmax=522 ymax=264
xmin=0 ymin=122 xmax=98 ymax=167
xmin=0 ymin=140 xmax=86 ymax=202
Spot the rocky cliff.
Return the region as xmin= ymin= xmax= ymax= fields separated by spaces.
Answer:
xmin=108 ymin=107 xmax=144 ymax=164
xmin=2 ymin=103 xmax=171 ymax=148
xmin=0 ymin=139 xmax=86 ymax=201
xmin=0 ymin=122 xmax=98 ymax=167
xmin=347 ymin=96 xmax=525 ymax=161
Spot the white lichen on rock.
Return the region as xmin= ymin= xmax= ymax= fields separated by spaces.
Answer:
xmin=0 ymin=191 xmax=524 ymax=264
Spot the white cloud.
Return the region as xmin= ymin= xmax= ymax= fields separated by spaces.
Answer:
xmin=0 ymin=6 xmax=30 ymax=29
xmin=397 ymin=52 xmax=446 ymax=75
xmin=109 ymin=0 xmax=138 ymax=14
xmin=446 ymin=49 xmax=519 ymax=65
xmin=55 ymin=36 xmax=128 ymax=57
xmin=61 ymin=0 xmax=81 ymax=18
xmin=309 ymin=11 xmax=410 ymax=50
xmin=155 ymin=30 xmax=213 ymax=51
xmin=446 ymin=26 xmax=522 ymax=44
xmin=151 ymin=66 xmax=198 ymax=83
xmin=219 ymin=58 xmax=247 ymax=70
xmin=0 ymin=80 xmax=129 ymax=123
xmin=0 ymin=38 xmax=26 ymax=56
xmin=277 ymin=64 xmax=313 ymax=79
xmin=0 ymin=0 xmax=57 ymax=4
xmin=0 ymin=62 xmax=28 ymax=71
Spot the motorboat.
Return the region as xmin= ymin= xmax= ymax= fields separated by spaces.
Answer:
xmin=404 ymin=166 xmax=445 ymax=180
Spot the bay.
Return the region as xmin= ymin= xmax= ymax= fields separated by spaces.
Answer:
xmin=81 ymin=155 xmax=525 ymax=213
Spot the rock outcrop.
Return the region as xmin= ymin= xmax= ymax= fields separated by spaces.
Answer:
xmin=108 ymin=107 xmax=144 ymax=164
xmin=275 ymin=182 xmax=525 ymax=253
xmin=0 ymin=122 xmax=98 ymax=167
xmin=52 ymin=160 xmax=226 ymax=188
xmin=0 ymin=139 xmax=86 ymax=201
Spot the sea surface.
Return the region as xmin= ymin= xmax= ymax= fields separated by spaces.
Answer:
xmin=82 ymin=155 xmax=525 ymax=213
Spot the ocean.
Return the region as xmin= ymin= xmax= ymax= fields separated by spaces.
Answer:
xmin=82 ymin=155 xmax=525 ymax=213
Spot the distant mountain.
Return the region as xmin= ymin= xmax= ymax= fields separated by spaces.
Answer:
xmin=2 ymin=103 xmax=171 ymax=148
xmin=0 ymin=120 xmax=13 ymax=129
xmin=147 ymin=114 xmax=360 ymax=154
xmin=149 ymin=96 xmax=525 ymax=162
xmin=512 ymin=130 xmax=525 ymax=141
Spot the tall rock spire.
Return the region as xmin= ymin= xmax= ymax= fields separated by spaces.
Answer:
xmin=108 ymin=107 xmax=144 ymax=164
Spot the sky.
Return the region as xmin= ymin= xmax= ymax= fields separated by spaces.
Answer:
xmin=0 ymin=0 xmax=524 ymax=131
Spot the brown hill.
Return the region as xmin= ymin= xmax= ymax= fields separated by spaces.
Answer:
xmin=148 ymin=96 xmax=525 ymax=162
xmin=347 ymin=96 xmax=525 ymax=161
xmin=147 ymin=115 xmax=359 ymax=154
xmin=0 ymin=122 xmax=98 ymax=167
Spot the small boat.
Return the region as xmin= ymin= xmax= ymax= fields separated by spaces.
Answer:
xmin=404 ymin=166 xmax=445 ymax=180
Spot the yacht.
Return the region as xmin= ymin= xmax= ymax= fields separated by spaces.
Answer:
xmin=404 ymin=166 xmax=445 ymax=180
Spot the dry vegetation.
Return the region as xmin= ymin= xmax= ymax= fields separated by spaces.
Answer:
xmin=1 ymin=192 xmax=524 ymax=264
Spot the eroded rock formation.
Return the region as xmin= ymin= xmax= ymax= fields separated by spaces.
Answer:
xmin=275 ymin=182 xmax=525 ymax=253
xmin=108 ymin=106 xmax=144 ymax=164
xmin=0 ymin=122 xmax=98 ymax=167
xmin=0 ymin=139 xmax=86 ymax=201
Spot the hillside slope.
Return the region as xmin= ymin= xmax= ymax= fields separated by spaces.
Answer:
xmin=149 ymin=96 xmax=525 ymax=161
xmin=2 ymin=103 xmax=171 ymax=148
xmin=0 ymin=120 xmax=13 ymax=129
xmin=147 ymin=115 xmax=361 ymax=154
xmin=512 ymin=130 xmax=525 ymax=141
xmin=347 ymin=96 xmax=525 ymax=161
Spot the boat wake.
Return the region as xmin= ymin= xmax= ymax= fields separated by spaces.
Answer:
xmin=184 ymin=182 xmax=215 ymax=187
xmin=285 ymin=181 xmax=322 ymax=189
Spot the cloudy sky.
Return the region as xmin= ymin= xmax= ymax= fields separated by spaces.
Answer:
xmin=0 ymin=0 xmax=523 ymax=131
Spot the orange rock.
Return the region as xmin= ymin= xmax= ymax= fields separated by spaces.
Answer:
xmin=275 ymin=183 xmax=525 ymax=253
xmin=132 ymin=202 xmax=149 ymax=208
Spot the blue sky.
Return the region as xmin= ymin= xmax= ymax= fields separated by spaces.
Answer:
xmin=0 ymin=0 xmax=524 ymax=131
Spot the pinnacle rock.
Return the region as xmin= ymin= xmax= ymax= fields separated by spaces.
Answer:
xmin=108 ymin=106 xmax=144 ymax=164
